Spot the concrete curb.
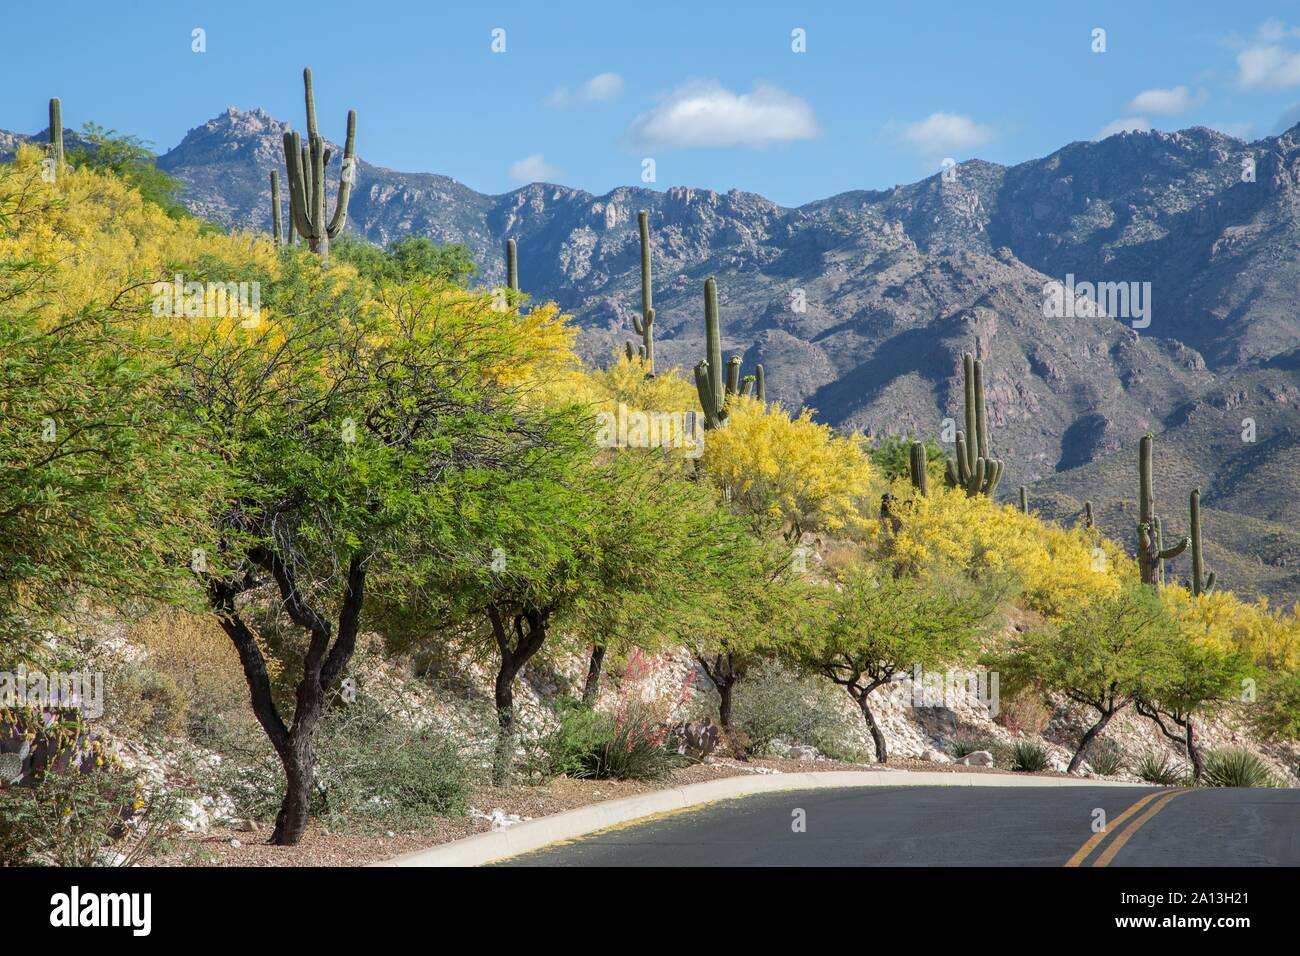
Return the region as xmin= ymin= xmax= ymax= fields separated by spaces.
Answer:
xmin=372 ymin=768 xmax=1149 ymax=867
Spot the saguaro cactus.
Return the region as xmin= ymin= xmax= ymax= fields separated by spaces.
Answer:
xmin=270 ymin=170 xmax=283 ymax=245
xmin=908 ymin=441 xmax=929 ymax=496
xmin=1190 ymin=488 xmax=1216 ymax=595
xmin=693 ymin=277 xmax=764 ymax=428
xmin=944 ymin=353 xmax=1003 ymax=496
xmin=48 ymin=97 xmax=64 ymax=174
xmin=281 ymin=68 xmax=356 ymax=264
xmin=1136 ymin=434 xmax=1188 ymax=588
xmin=1019 ymin=486 xmax=1029 ymax=514
xmin=506 ymin=239 xmax=518 ymax=293
xmin=1083 ymin=501 xmax=1094 ymax=531
xmin=627 ymin=209 xmax=655 ymax=375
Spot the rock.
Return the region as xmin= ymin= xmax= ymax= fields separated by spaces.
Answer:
xmin=956 ymin=750 xmax=994 ymax=767
xmin=229 ymin=838 xmax=242 ymax=848
xmin=788 ymin=743 xmax=819 ymax=762
xmin=231 ymin=818 xmax=259 ymax=833
xmin=922 ymin=749 xmax=952 ymax=764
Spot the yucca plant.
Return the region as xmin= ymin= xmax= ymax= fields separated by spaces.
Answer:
xmin=949 ymin=735 xmax=996 ymax=759
xmin=1200 ymin=748 xmax=1278 ymax=788
xmin=1087 ymin=738 xmax=1126 ymax=776
xmin=1008 ymin=739 xmax=1049 ymax=772
xmin=1134 ymin=750 xmax=1190 ymax=785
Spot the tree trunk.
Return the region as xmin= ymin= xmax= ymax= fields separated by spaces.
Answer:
xmin=856 ymin=695 xmax=888 ymax=763
xmin=718 ymin=679 xmax=734 ymax=728
xmin=582 ymin=644 xmax=606 ymax=706
xmin=271 ymin=735 xmax=315 ymax=845
xmin=493 ymin=662 xmax=517 ymax=787
xmin=1185 ymin=719 xmax=1202 ymax=781
xmin=1068 ymin=708 xmax=1116 ymax=774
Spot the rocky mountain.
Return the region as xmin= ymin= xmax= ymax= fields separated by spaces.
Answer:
xmin=7 ymin=107 xmax=1300 ymax=602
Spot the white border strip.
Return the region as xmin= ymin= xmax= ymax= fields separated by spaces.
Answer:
xmin=372 ymin=769 xmax=1148 ymax=867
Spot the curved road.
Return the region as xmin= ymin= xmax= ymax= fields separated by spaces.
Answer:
xmin=500 ymin=786 xmax=1300 ymax=866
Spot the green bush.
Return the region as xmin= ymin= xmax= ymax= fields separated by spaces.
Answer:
xmin=0 ymin=769 xmax=180 ymax=866
xmin=1134 ymin=750 xmax=1190 ymax=785
xmin=1008 ymin=739 xmax=1049 ymax=772
xmin=1088 ymin=738 xmax=1126 ymax=777
xmin=532 ymin=697 xmax=612 ymax=779
xmin=532 ymin=697 xmax=687 ymax=782
xmin=1200 ymin=748 xmax=1278 ymax=788
xmin=950 ymin=735 xmax=997 ymax=759
xmin=730 ymin=663 xmax=865 ymax=762
xmin=578 ymin=719 xmax=688 ymax=781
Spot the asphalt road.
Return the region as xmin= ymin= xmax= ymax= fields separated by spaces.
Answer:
xmin=499 ymin=785 xmax=1300 ymax=866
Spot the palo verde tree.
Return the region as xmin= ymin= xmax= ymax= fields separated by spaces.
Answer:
xmin=173 ymin=260 xmax=567 ymax=843
xmin=802 ymin=563 xmax=996 ymax=762
xmin=997 ymin=582 xmax=1179 ymax=774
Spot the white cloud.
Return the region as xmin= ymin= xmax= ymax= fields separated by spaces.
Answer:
xmin=545 ymin=72 xmax=624 ymax=108
xmin=1235 ymin=21 xmax=1300 ymax=89
xmin=508 ymin=154 xmax=563 ymax=184
xmin=1126 ymin=86 xmax=1205 ymax=115
xmin=625 ymin=81 xmax=819 ymax=150
xmin=891 ymin=112 xmax=994 ymax=160
xmin=1096 ymin=117 xmax=1152 ymax=140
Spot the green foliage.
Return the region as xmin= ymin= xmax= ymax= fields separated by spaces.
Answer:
xmin=534 ymin=697 xmax=612 ymax=779
xmin=729 ymin=663 xmax=865 ymax=762
xmin=1249 ymin=668 xmax=1300 ymax=741
xmin=1087 ymin=738 xmax=1126 ymax=776
xmin=67 ymin=123 xmax=188 ymax=218
xmin=0 ymin=769 xmax=180 ymax=866
xmin=949 ymin=734 xmax=997 ymax=759
xmin=1008 ymin=739 xmax=1050 ymax=772
xmin=1135 ymin=750 xmax=1190 ymax=785
xmin=868 ymin=434 xmax=945 ymax=484
xmin=331 ymin=233 xmax=477 ymax=286
xmin=1199 ymin=748 xmax=1278 ymax=788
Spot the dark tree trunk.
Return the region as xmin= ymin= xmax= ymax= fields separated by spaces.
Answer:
xmin=582 ymin=644 xmax=606 ymax=706
xmin=855 ymin=695 xmax=888 ymax=763
xmin=271 ymin=734 xmax=316 ymax=845
xmin=718 ymin=680 xmax=734 ymax=728
xmin=1185 ymin=720 xmax=1202 ymax=781
xmin=1068 ymin=707 xmax=1117 ymax=774
xmin=488 ymin=604 xmax=548 ymax=787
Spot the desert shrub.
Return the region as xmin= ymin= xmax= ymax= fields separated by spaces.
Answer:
xmin=1200 ymin=748 xmax=1278 ymax=788
xmin=0 ymin=769 xmax=180 ymax=866
xmin=1087 ymin=738 xmax=1126 ymax=777
xmin=1135 ymin=750 xmax=1190 ymax=785
xmin=104 ymin=663 xmax=189 ymax=739
xmin=532 ymin=697 xmax=611 ymax=779
xmin=730 ymin=663 xmax=865 ymax=762
xmin=531 ymin=695 xmax=688 ymax=782
xmin=950 ymin=734 xmax=997 ymax=759
xmin=1008 ymin=739 xmax=1049 ymax=772
xmin=577 ymin=718 xmax=689 ymax=781
xmin=995 ymin=688 xmax=1052 ymax=737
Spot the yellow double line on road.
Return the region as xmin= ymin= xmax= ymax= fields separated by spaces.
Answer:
xmin=1064 ymin=789 xmax=1190 ymax=867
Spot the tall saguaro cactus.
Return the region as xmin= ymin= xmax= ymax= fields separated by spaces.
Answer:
xmin=506 ymin=239 xmax=518 ymax=293
xmin=1190 ymin=488 xmax=1216 ymax=596
xmin=270 ymin=170 xmax=283 ymax=245
xmin=1136 ymin=434 xmax=1188 ymax=588
xmin=693 ymin=276 xmax=764 ymax=429
xmin=281 ymin=68 xmax=356 ymax=264
xmin=908 ymin=441 xmax=929 ymax=496
xmin=944 ymin=353 xmax=1003 ymax=496
xmin=1019 ymin=486 xmax=1029 ymax=514
xmin=48 ymin=98 xmax=64 ymax=174
xmin=627 ymin=209 xmax=656 ymax=375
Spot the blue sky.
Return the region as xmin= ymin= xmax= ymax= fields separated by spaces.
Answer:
xmin=7 ymin=1 xmax=1300 ymax=205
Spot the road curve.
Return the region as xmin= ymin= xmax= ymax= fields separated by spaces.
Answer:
xmin=498 ymin=785 xmax=1300 ymax=866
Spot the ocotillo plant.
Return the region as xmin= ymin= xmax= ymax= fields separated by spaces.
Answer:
xmin=506 ymin=238 xmax=518 ymax=293
xmin=944 ymin=353 xmax=1003 ymax=496
xmin=908 ymin=441 xmax=928 ymax=496
xmin=1136 ymin=434 xmax=1188 ymax=588
xmin=1190 ymin=488 xmax=1216 ymax=595
xmin=627 ymin=209 xmax=655 ymax=375
xmin=281 ymin=68 xmax=356 ymax=264
xmin=48 ymin=97 xmax=64 ymax=174
xmin=270 ymin=170 xmax=283 ymax=245
xmin=693 ymin=277 xmax=764 ymax=428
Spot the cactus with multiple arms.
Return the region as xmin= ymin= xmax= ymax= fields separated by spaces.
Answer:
xmin=908 ymin=441 xmax=928 ymax=496
xmin=944 ymin=353 xmax=1003 ymax=496
xmin=281 ymin=68 xmax=356 ymax=264
xmin=692 ymin=277 xmax=764 ymax=428
xmin=48 ymin=98 xmax=64 ymax=174
xmin=627 ymin=210 xmax=656 ymax=375
xmin=1190 ymin=488 xmax=1216 ymax=595
xmin=1136 ymin=434 xmax=1188 ymax=588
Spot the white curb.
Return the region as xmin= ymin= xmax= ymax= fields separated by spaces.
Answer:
xmin=371 ymin=768 xmax=1149 ymax=867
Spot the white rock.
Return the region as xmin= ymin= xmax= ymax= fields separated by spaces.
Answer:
xmin=956 ymin=750 xmax=994 ymax=767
